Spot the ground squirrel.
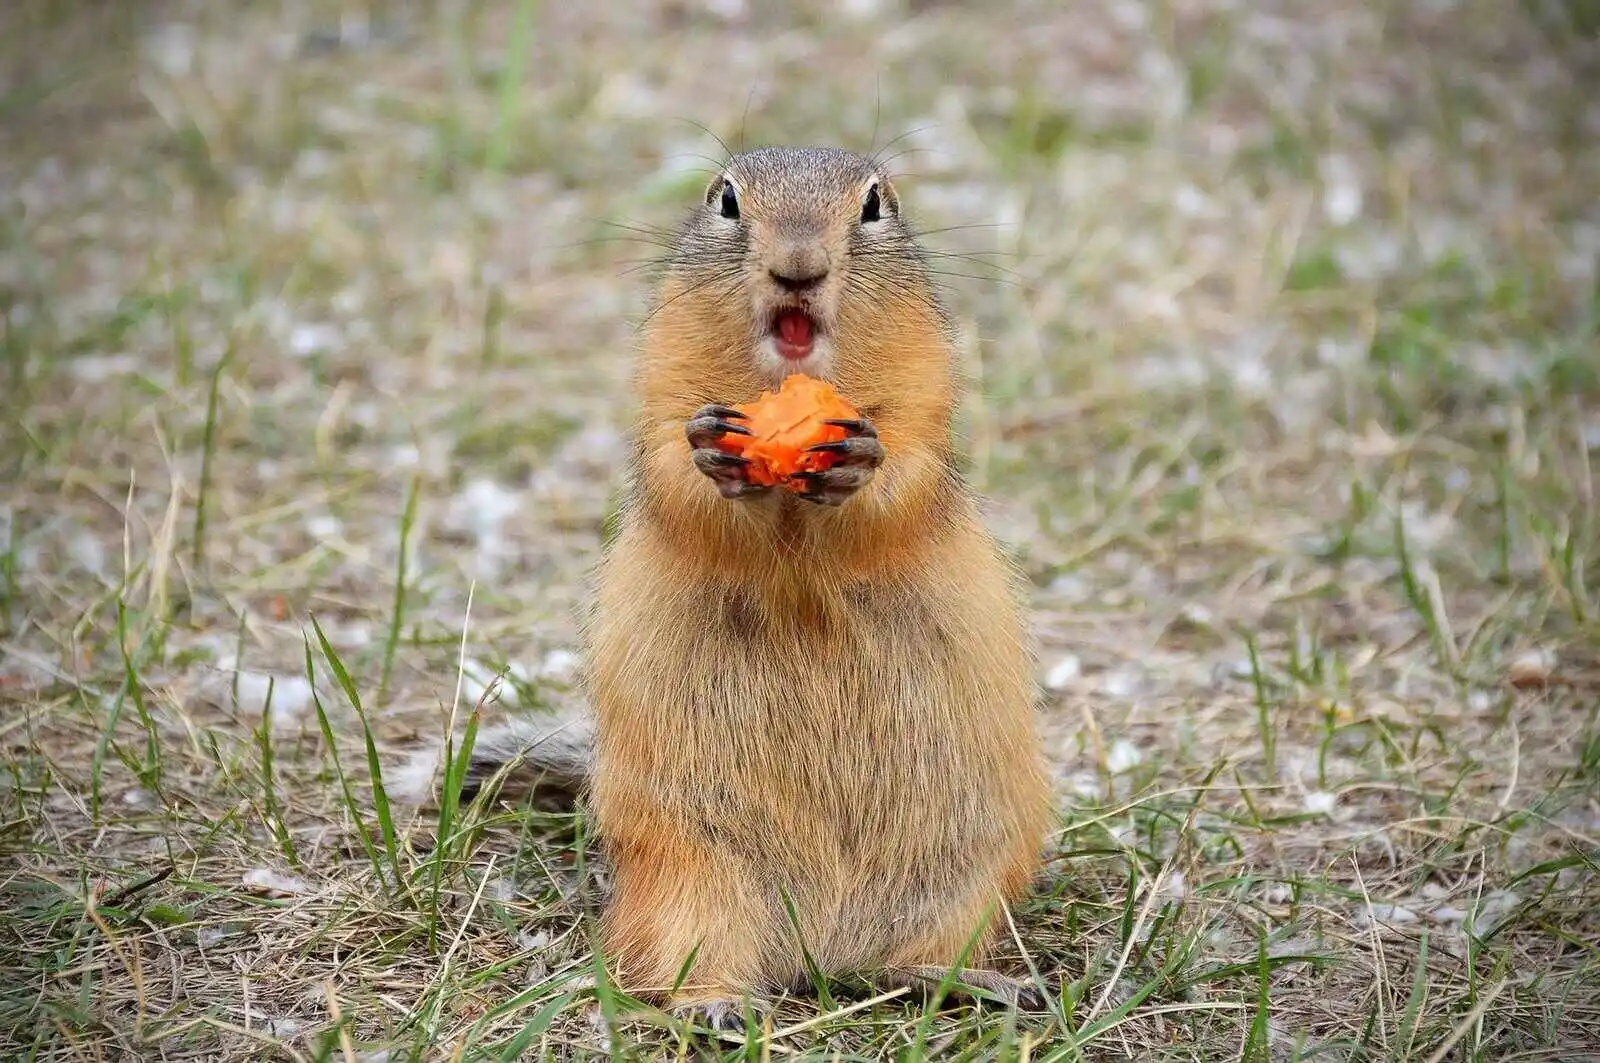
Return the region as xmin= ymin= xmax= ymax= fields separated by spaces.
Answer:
xmin=399 ymin=145 xmax=1053 ymax=1025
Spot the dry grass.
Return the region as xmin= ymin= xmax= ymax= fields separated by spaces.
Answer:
xmin=2 ymin=0 xmax=1597 ymax=1059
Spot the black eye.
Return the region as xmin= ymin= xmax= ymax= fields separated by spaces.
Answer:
xmin=860 ymin=183 xmax=881 ymax=223
xmin=719 ymin=179 xmax=740 ymax=220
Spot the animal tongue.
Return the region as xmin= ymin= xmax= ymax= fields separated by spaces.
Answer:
xmin=777 ymin=310 xmax=814 ymax=349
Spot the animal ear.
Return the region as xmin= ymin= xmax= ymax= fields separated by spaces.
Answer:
xmin=876 ymin=177 xmax=901 ymax=217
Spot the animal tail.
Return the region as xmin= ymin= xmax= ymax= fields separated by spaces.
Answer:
xmin=390 ymin=705 xmax=594 ymax=811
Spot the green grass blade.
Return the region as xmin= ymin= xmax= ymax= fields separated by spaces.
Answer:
xmin=492 ymin=990 xmax=578 ymax=1061
xmin=1242 ymin=930 xmax=1271 ymax=1062
xmin=485 ymin=0 xmax=537 ymax=173
xmin=115 ymin=600 xmax=162 ymax=799
xmin=89 ymin=681 xmax=128 ymax=824
xmin=780 ymin=884 xmax=834 ymax=1011
xmin=191 ymin=337 xmax=232 ymax=570
xmin=1243 ymin=630 xmax=1277 ymax=783
xmin=1397 ymin=928 xmax=1430 ymax=1059
xmin=312 ymin=615 xmax=406 ymax=897
xmin=256 ymin=677 xmax=299 ymax=867
xmin=304 ymin=636 xmax=385 ymax=886
xmin=428 ymin=705 xmax=482 ymax=953
xmin=377 ymin=472 xmax=420 ymax=708
xmin=668 ymin=942 xmax=701 ymax=997
xmin=910 ymin=906 xmax=990 ymax=1057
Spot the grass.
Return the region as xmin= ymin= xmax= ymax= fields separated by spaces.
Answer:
xmin=2 ymin=0 xmax=1598 ymax=1059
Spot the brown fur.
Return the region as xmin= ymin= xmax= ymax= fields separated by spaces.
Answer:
xmin=400 ymin=146 xmax=1053 ymax=1015
xmin=586 ymin=147 xmax=1052 ymax=1009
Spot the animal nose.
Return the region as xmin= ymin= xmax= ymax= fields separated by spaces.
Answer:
xmin=768 ymin=243 xmax=830 ymax=292
xmin=769 ymin=267 xmax=829 ymax=292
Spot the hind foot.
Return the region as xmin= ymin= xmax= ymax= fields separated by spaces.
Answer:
xmin=877 ymin=965 xmax=1046 ymax=1010
xmin=669 ymin=996 xmax=764 ymax=1033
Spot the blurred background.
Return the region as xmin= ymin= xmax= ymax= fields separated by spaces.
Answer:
xmin=2 ymin=0 xmax=1597 ymax=1056
xmin=5 ymin=0 xmax=1593 ymax=697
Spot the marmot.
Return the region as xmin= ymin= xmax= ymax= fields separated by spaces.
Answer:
xmin=400 ymin=145 xmax=1053 ymax=1026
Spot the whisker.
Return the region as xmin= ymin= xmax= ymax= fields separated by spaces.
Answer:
xmin=656 ymin=155 xmax=729 ymax=182
xmin=669 ymin=118 xmax=736 ymax=167
xmin=634 ymin=268 xmax=746 ymax=331
xmin=597 ymin=219 xmax=682 ymax=240
xmin=869 ymin=127 xmax=939 ymax=172
xmin=911 ymin=222 xmax=1019 ymax=239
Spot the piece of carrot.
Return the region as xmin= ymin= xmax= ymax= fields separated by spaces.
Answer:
xmin=713 ymin=374 xmax=862 ymax=491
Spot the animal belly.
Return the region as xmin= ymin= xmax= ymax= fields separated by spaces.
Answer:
xmin=587 ymin=558 xmax=1044 ymax=971
xmin=617 ymin=648 xmax=1012 ymax=947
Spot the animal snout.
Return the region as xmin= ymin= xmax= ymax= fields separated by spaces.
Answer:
xmin=769 ymin=267 xmax=828 ymax=292
xmin=767 ymin=244 xmax=830 ymax=292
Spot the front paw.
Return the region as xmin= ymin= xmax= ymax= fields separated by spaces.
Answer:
xmin=687 ymin=404 xmax=770 ymax=501
xmin=796 ymin=417 xmax=884 ymax=506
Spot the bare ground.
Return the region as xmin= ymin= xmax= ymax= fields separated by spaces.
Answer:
xmin=2 ymin=0 xmax=1598 ymax=1059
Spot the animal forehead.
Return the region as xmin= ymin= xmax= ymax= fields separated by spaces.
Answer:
xmin=726 ymin=146 xmax=881 ymax=204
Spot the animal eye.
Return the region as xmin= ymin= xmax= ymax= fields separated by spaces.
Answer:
xmin=860 ymin=183 xmax=882 ymax=223
xmin=719 ymin=179 xmax=740 ymax=220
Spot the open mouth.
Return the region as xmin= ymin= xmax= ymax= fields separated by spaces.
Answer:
xmin=770 ymin=308 xmax=817 ymax=361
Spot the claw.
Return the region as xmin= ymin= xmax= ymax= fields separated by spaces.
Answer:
xmin=687 ymin=410 xmax=754 ymax=452
xmin=805 ymin=440 xmax=853 ymax=455
xmin=803 ymin=466 xmax=873 ymax=488
xmin=701 ymin=405 xmax=750 ymax=421
xmin=822 ymin=417 xmax=877 ymax=437
xmin=703 ymin=1004 xmax=746 ymax=1032
xmin=794 ymin=474 xmax=848 ymax=507
xmin=670 ymin=997 xmax=755 ymax=1034
xmin=690 ymin=418 xmax=751 ymax=437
